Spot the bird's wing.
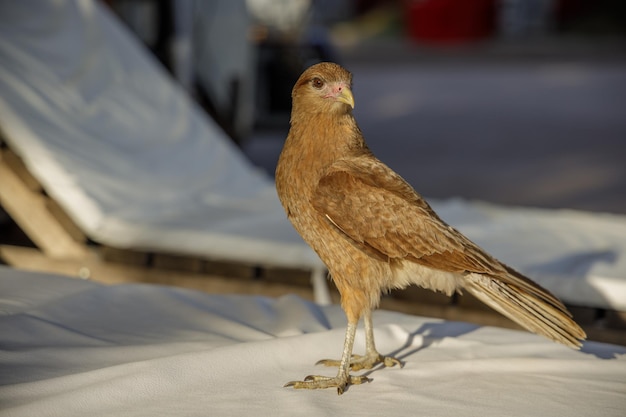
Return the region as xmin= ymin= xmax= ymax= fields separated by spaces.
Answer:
xmin=311 ymin=157 xmax=498 ymax=274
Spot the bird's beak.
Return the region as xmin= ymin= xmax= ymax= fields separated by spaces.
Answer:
xmin=337 ymin=87 xmax=355 ymax=109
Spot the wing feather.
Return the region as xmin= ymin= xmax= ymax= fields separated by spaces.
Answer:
xmin=311 ymin=157 xmax=496 ymax=274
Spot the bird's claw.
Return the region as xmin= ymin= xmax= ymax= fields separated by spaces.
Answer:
xmin=316 ymin=353 xmax=402 ymax=371
xmin=382 ymin=355 xmax=403 ymax=368
xmin=284 ymin=374 xmax=371 ymax=395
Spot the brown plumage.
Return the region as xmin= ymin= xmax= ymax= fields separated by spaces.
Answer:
xmin=275 ymin=62 xmax=586 ymax=394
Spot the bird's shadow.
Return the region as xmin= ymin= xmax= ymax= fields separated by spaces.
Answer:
xmin=579 ymin=341 xmax=626 ymax=359
xmin=359 ymin=321 xmax=481 ymax=380
xmin=357 ymin=320 xmax=626 ymax=383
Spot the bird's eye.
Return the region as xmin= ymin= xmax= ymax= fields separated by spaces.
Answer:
xmin=311 ymin=77 xmax=324 ymax=89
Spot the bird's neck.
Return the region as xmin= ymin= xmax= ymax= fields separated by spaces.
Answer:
xmin=288 ymin=111 xmax=366 ymax=166
xmin=276 ymin=110 xmax=369 ymax=219
xmin=276 ymin=111 xmax=366 ymax=203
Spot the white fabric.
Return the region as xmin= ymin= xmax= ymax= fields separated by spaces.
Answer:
xmin=0 ymin=0 xmax=625 ymax=311
xmin=0 ymin=266 xmax=625 ymax=417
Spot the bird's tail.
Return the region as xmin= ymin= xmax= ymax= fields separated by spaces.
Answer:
xmin=463 ymin=269 xmax=586 ymax=349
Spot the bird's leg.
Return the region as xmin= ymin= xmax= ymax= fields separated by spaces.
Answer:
xmin=317 ymin=310 xmax=402 ymax=371
xmin=284 ymin=320 xmax=370 ymax=394
xmin=360 ymin=310 xmax=403 ymax=369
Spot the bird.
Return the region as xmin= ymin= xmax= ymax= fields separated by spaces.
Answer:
xmin=275 ymin=62 xmax=586 ymax=395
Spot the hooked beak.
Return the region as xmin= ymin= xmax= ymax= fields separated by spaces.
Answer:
xmin=336 ymin=86 xmax=355 ymax=109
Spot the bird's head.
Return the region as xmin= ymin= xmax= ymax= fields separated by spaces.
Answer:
xmin=291 ymin=62 xmax=354 ymax=118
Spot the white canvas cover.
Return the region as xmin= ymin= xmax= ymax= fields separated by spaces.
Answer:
xmin=0 ymin=267 xmax=624 ymax=417
xmin=0 ymin=0 xmax=322 ymax=270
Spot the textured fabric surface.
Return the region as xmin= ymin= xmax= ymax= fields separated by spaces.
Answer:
xmin=1 ymin=266 xmax=625 ymax=416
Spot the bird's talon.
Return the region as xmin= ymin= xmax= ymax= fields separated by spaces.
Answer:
xmin=284 ymin=374 xmax=370 ymax=393
xmin=383 ymin=356 xmax=403 ymax=368
xmin=350 ymin=375 xmax=371 ymax=385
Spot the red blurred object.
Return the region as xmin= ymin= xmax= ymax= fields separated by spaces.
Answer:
xmin=406 ymin=0 xmax=496 ymax=44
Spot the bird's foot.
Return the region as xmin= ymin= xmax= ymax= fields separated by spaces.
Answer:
xmin=316 ymin=352 xmax=402 ymax=371
xmin=284 ymin=374 xmax=370 ymax=395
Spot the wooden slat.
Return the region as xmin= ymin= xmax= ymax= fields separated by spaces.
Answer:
xmin=583 ymin=327 xmax=626 ymax=347
xmin=1 ymin=148 xmax=42 ymax=191
xmin=0 ymin=245 xmax=319 ymax=301
xmin=100 ymin=246 xmax=151 ymax=266
xmin=202 ymin=259 xmax=257 ymax=279
xmin=260 ymin=266 xmax=313 ymax=286
xmin=0 ymin=159 xmax=88 ymax=259
xmin=153 ymin=253 xmax=204 ymax=273
xmin=606 ymin=310 xmax=626 ymax=330
xmin=566 ymin=305 xmax=599 ymax=326
xmin=100 ymin=247 xmax=302 ymax=281
xmin=45 ymin=198 xmax=88 ymax=244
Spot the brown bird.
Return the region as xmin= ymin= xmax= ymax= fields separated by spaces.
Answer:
xmin=275 ymin=62 xmax=586 ymax=394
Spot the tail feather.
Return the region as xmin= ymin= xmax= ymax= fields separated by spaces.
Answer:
xmin=464 ymin=273 xmax=586 ymax=349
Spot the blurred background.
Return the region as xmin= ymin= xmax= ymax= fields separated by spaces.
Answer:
xmin=104 ymin=0 xmax=626 ymax=214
